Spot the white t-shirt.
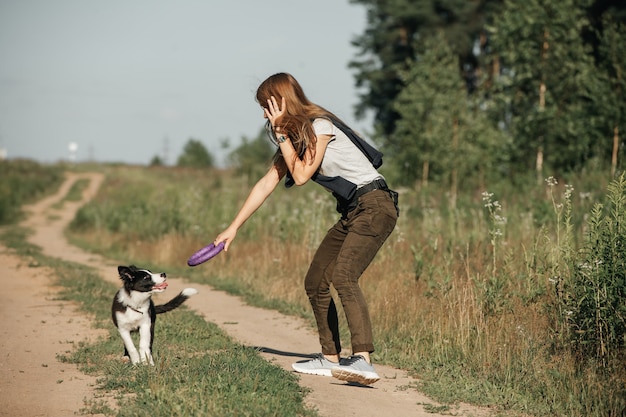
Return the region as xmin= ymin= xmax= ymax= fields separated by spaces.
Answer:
xmin=312 ymin=118 xmax=382 ymax=188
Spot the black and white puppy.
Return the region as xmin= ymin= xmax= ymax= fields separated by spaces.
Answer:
xmin=111 ymin=265 xmax=198 ymax=365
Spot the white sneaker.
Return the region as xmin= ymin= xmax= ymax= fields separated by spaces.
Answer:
xmin=291 ymin=354 xmax=339 ymax=377
xmin=331 ymin=355 xmax=380 ymax=385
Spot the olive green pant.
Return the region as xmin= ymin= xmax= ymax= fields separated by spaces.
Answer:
xmin=304 ymin=189 xmax=398 ymax=355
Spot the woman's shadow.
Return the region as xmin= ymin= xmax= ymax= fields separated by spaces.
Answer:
xmin=251 ymin=346 xmax=376 ymax=388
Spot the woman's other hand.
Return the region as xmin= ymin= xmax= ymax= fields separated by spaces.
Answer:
xmin=264 ymin=96 xmax=286 ymax=130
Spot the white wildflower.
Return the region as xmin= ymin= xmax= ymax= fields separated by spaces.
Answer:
xmin=494 ymin=214 xmax=507 ymax=225
xmin=545 ymin=176 xmax=558 ymax=187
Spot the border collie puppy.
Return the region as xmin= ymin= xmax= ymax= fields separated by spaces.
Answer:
xmin=112 ymin=265 xmax=198 ymax=365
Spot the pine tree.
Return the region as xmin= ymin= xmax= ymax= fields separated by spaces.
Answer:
xmin=349 ymin=0 xmax=503 ymax=137
xmin=392 ymin=32 xmax=504 ymax=192
xmin=489 ymin=0 xmax=599 ymax=176
xmin=595 ymin=16 xmax=626 ymax=177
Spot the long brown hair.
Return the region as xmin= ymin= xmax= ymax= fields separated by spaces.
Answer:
xmin=256 ymin=73 xmax=340 ymax=166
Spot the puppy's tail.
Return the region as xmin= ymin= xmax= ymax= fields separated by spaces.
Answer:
xmin=155 ymin=288 xmax=198 ymax=314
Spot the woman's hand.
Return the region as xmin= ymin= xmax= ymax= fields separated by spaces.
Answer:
xmin=264 ymin=96 xmax=286 ymax=131
xmin=214 ymin=227 xmax=237 ymax=252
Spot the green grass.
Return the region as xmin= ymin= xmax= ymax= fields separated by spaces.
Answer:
xmin=0 ymin=159 xmax=64 ymax=224
xmin=64 ymin=164 xmax=626 ymax=417
xmin=5 ymin=160 xmax=626 ymax=416
xmin=1 ymin=229 xmax=316 ymax=417
xmin=0 ymin=163 xmax=318 ymax=417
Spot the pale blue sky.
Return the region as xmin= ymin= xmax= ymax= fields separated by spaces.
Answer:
xmin=0 ymin=0 xmax=370 ymax=165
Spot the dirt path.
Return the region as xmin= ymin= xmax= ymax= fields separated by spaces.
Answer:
xmin=0 ymin=172 xmax=490 ymax=417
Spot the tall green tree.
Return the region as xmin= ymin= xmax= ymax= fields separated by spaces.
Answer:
xmin=483 ymin=0 xmax=601 ymax=176
xmin=392 ymin=31 xmax=504 ymax=192
xmin=176 ymin=138 xmax=214 ymax=168
xmin=349 ymin=0 xmax=625 ymax=180
xmin=594 ymin=16 xmax=626 ymax=177
xmin=349 ymin=0 xmax=503 ymax=137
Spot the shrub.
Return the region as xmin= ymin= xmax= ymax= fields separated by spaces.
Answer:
xmin=0 ymin=159 xmax=64 ymax=224
xmin=563 ymin=174 xmax=626 ymax=366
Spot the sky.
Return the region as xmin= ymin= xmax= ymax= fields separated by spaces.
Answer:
xmin=0 ymin=0 xmax=371 ymax=166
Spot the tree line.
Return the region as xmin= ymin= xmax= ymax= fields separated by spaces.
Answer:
xmin=349 ymin=0 xmax=626 ymax=187
xmin=158 ymin=0 xmax=625 ymax=190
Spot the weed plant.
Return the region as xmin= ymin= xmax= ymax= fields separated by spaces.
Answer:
xmin=559 ymin=175 xmax=626 ymax=370
xmin=65 ymin=164 xmax=626 ymax=416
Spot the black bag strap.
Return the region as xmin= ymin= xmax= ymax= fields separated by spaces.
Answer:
xmin=329 ymin=117 xmax=383 ymax=168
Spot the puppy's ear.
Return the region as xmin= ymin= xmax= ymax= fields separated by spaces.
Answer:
xmin=118 ymin=266 xmax=133 ymax=281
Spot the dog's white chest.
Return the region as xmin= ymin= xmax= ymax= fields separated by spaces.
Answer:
xmin=116 ymin=307 xmax=149 ymax=330
xmin=115 ymin=291 xmax=151 ymax=331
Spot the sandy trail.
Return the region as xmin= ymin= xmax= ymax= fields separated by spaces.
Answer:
xmin=0 ymin=172 xmax=489 ymax=417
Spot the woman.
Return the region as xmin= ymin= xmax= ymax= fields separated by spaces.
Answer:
xmin=214 ymin=73 xmax=398 ymax=385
